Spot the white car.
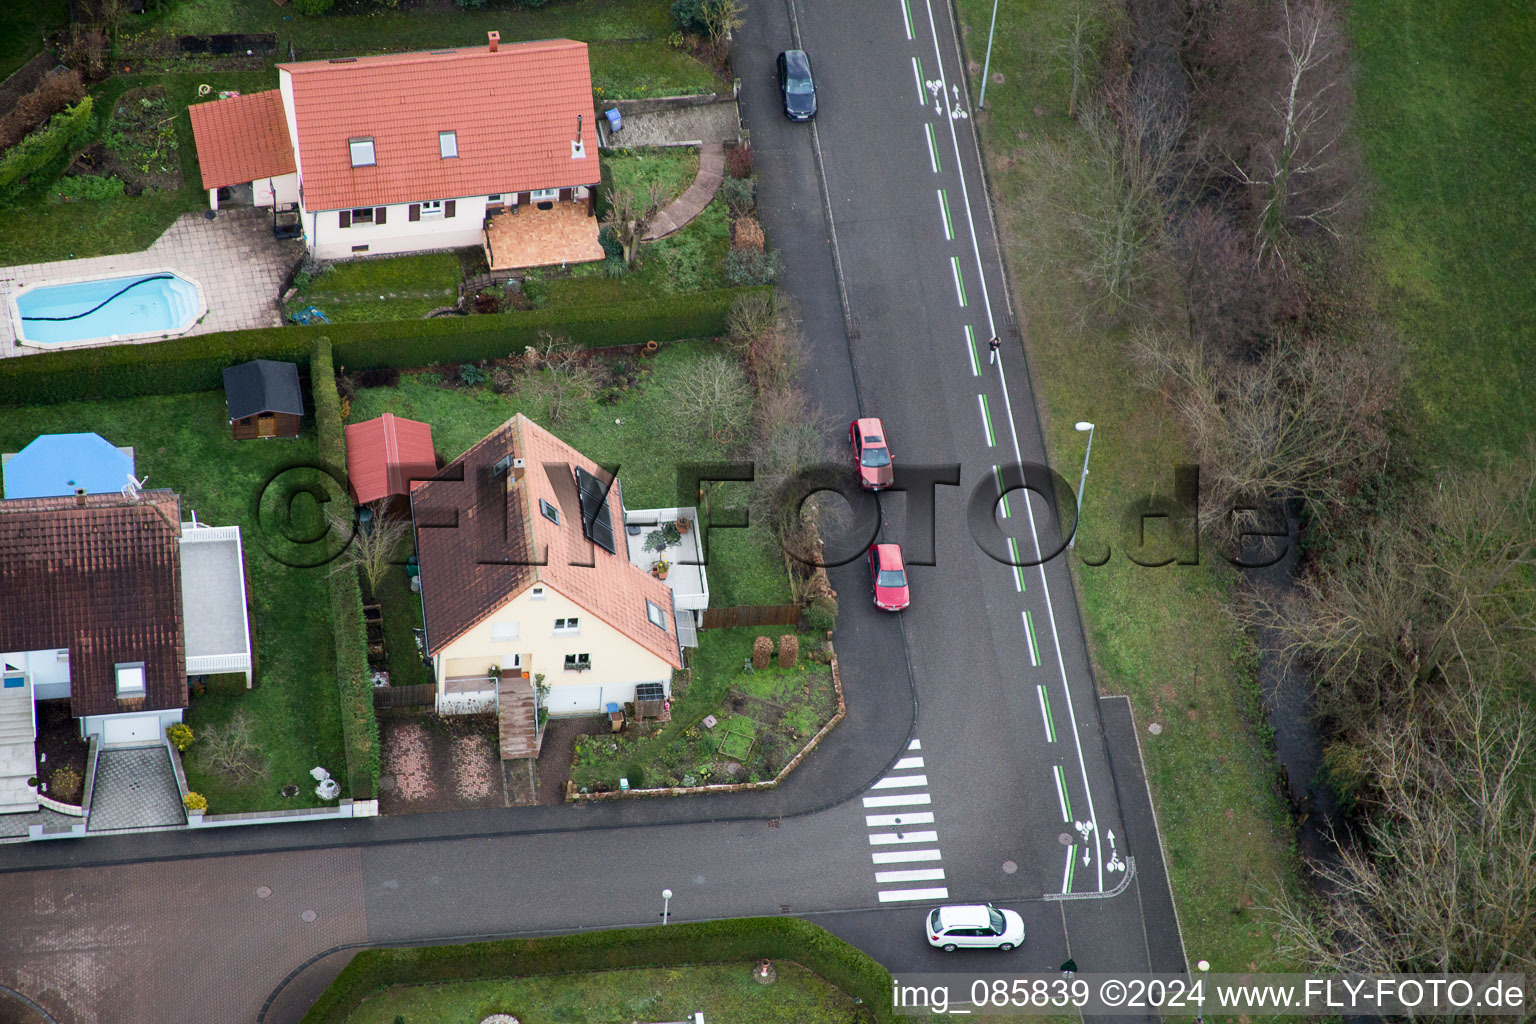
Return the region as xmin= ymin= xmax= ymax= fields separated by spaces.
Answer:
xmin=926 ymin=904 xmax=1026 ymax=952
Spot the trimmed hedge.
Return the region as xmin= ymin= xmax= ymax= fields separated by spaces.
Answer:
xmin=300 ymin=916 xmax=891 ymax=1024
xmin=312 ymin=338 xmax=380 ymax=800
xmin=0 ymin=287 xmax=760 ymax=408
xmin=0 ymin=97 xmax=93 ymax=204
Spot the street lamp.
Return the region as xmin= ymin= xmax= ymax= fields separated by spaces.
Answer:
xmin=1195 ymin=959 xmax=1210 ymax=1023
xmin=661 ymin=888 xmax=673 ymax=925
xmin=1068 ymin=422 xmax=1094 ymax=550
xmin=978 ymin=0 xmax=1001 ymax=109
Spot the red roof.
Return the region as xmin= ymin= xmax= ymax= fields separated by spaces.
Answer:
xmin=188 ymin=90 xmax=296 ymax=190
xmin=278 ymin=38 xmax=599 ymax=212
xmin=345 ymin=414 xmax=437 ymax=504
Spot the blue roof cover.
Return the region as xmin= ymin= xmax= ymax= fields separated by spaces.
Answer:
xmin=2 ymin=432 xmax=136 ymax=499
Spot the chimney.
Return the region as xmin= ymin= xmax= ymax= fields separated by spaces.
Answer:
xmin=75 ymin=487 xmax=86 ymax=506
xmin=488 ymin=30 xmax=500 ymax=53
xmin=572 ymin=114 xmax=585 ymax=158
xmin=512 ymin=457 xmax=526 ymax=482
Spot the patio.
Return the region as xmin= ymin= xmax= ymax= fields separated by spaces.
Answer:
xmin=179 ymin=521 xmax=254 ymax=683
xmin=624 ymin=506 xmax=707 ymax=648
xmin=0 ymin=207 xmax=302 ymax=358
xmin=482 ymin=202 xmax=604 ymax=272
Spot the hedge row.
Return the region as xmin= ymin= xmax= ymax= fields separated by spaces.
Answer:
xmin=0 ymin=287 xmax=761 ymax=408
xmin=300 ymin=916 xmax=892 ymax=1024
xmin=312 ymin=338 xmax=380 ymax=800
xmin=0 ymin=97 xmax=93 ymax=204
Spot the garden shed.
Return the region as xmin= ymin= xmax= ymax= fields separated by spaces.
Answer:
xmin=344 ymin=413 xmax=437 ymax=505
xmin=223 ymin=359 xmax=303 ymax=440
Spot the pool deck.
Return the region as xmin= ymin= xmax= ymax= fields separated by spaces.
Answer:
xmin=0 ymin=207 xmax=303 ymax=358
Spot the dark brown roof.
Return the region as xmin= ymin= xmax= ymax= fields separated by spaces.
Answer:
xmin=0 ymin=491 xmax=187 ymax=718
xmin=410 ymin=414 xmax=681 ymax=668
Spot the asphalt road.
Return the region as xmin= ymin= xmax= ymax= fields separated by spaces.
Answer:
xmin=0 ymin=1 xmax=1187 ymax=1019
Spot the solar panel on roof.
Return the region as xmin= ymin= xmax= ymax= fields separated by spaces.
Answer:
xmin=575 ymin=466 xmax=617 ymax=555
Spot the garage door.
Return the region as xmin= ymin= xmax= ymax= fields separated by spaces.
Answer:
xmin=102 ymin=715 xmax=162 ymax=746
xmin=546 ymin=683 xmax=606 ymax=717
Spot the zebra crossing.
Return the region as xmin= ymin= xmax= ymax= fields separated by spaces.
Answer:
xmin=861 ymin=739 xmax=949 ymax=902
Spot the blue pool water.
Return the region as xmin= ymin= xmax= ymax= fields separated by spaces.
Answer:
xmin=14 ymin=271 xmax=203 ymax=345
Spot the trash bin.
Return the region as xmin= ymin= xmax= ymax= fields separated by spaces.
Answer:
xmin=605 ymin=108 xmax=622 ymax=133
xmin=607 ymin=701 xmax=624 ymax=733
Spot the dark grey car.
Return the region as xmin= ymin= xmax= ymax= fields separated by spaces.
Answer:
xmin=776 ymin=49 xmax=817 ymax=121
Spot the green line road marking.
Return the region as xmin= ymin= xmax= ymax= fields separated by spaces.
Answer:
xmin=1009 ymin=537 xmax=1025 ymax=591
xmin=950 ymin=255 xmax=966 ymax=306
xmin=978 ymin=393 xmax=995 ymax=446
xmin=902 ymin=0 xmax=914 ymax=40
xmin=925 ymin=123 xmax=941 ymax=172
xmin=1039 ymin=683 xmax=1057 ymax=742
xmin=1056 ymin=764 xmax=1073 ymax=821
xmin=938 ymin=188 xmax=953 ymax=239
xmin=965 ymin=325 xmax=978 ymax=375
xmin=993 ymin=464 xmax=1012 ymax=519
xmin=1064 ymin=848 xmax=1076 ymax=893
xmin=1024 ymin=609 xmax=1041 ymax=666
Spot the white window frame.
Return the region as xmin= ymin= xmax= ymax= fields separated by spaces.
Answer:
xmin=115 ymin=662 xmax=146 ymax=698
xmin=563 ymin=653 xmax=591 ymax=672
xmin=529 ymin=187 xmax=559 ymax=202
xmin=530 ymin=586 xmax=547 ymax=600
xmin=491 ymin=622 xmax=520 ymax=643
xmin=553 ymin=617 xmax=579 ymax=634
xmin=540 ymin=498 xmax=560 ymax=525
xmin=349 ymin=138 xmax=376 ymax=168
xmin=419 ymin=199 xmax=445 ymax=220
xmin=349 ymin=206 xmax=374 ymax=225
xmin=645 ymin=599 xmax=667 ymax=631
xmin=439 ymin=130 xmax=458 ymax=159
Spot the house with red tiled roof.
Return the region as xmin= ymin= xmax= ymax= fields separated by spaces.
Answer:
xmin=188 ymin=32 xmax=603 ymax=270
xmin=410 ymin=415 xmax=691 ymax=759
xmin=345 ymin=414 xmax=437 ymax=506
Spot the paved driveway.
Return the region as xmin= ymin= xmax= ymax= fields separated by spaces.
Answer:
xmin=0 ymin=207 xmax=302 ymax=357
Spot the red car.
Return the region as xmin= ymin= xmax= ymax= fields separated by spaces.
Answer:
xmin=850 ymin=417 xmax=893 ymax=489
xmin=869 ymin=543 xmax=911 ymax=611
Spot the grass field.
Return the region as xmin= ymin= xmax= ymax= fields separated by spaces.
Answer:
xmin=0 ymin=392 xmax=347 ymax=813
xmin=1348 ymin=0 xmax=1536 ymax=464
xmin=289 ymin=252 xmax=462 ymax=324
xmin=0 ymin=0 xmax=68 ymax=79
xmin=953 ymin=0 xmax=1300 ymax=976
xmin=343 ymin=961 xmax=860 ymax=1024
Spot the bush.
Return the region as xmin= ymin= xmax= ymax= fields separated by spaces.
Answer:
xmin=166 ymin=723 xmax=195 ymax=751
xmin=291 ymin=0 xmax=335 ymax=13
xmin=0 ymin=288 xmax=763 ymax=408
xmin=51 ymin=174 xmax=125 ymax=201
xmin=458 ymin=362 xmax=486 ymax=387
xmin=300 ymin=917 xmax=899 ymax=1024
xmin=724 ymin=247 xmax=783 ymax=286
xmin=183 ymin=792 xmax=208 ymax=812
xmin=804 ymin=596 xmax=837 ymax=633
xmin=48 ymin=764 xmax=83 ymax=803
xmin=725 ymin=290 xmax=779 ymax=353
xmin=0 ymin=97 xmax=94 ymax=205
xmin=598 ymin=225 xmax=624 ymax=261
xmin=313 ymin=339 xmax=381 ymax=800
xmin=731 ymin=215 xmax=765 ymax=252
xmin=725 ymin=141 xmax=753 ymax=179
xmin=670 ymin=0 xmax=710 ymax=33
xmin=718 ymin=174 xmax=755 ymax=216
xmin=355 ymin=367 xmax=400 ymax=389
xmin=0 ymin=70 xmax=85 ymax=151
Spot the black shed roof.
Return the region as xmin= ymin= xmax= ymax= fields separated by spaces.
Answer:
xmin=223 ymin=360 xmax=304 ymax=421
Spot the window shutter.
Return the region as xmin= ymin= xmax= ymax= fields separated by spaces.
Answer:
xmin=375 ymin=206 xmax=386 ymax=225
xmin=518 ymin=192 xmax=530 ymax=205
xmin=409 ymin=203 xmax=420 ymax=222
xmin=338 ymin=209 xmax=351 ymax=228
xmin=444 ymin=199 xmax=456 ymax=218
xmin=559 ymin=188 xmax=571 ymax=203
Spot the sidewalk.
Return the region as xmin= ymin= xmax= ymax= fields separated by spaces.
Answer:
xmin=644 ymin=143 xmax=726 ymax=241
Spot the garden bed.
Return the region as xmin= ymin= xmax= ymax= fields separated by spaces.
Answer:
xmin=68 ymin=85 xmax=182 ymax=195
xmin=568 ymin=628 xmax=842 ymax=798
xmin=33 ymin=698 xmax=89 ymax=804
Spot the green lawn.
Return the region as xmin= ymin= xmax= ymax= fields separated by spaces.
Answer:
xmin=343 ymin=961 xmax=861 ymax=1024
xmin=0 ymin=391 xmax=347 ymax=813
xmin=1348 ymin=0 xmax=1536 ymax=463
xmin=0 ymin=0 xmax=68 ymax=79
xmin=345 ymin=341 xmax=793 ymax=606
xmin=954 ymin=0 xmax=1300 ymax=973
xmin=607 ymin=146 xmax=700 ymax=208
xmin=290 ymin=252 xmax=463 ymax=324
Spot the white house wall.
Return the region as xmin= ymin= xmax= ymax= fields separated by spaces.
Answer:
xmin=81 ymin=707 xmax=184 ymax=746
xmin=254 ymin=172 xmax=300 ymax=208
xmin=1 ymin=649 xmax=70 ymax=700
xmin=306 ymin=196 xmax=490 ymax=260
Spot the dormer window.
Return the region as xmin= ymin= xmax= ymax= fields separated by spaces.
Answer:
xmin=115 ymin=662 xmax=146 ymax=697
xmin=540 ymin=498 xmax=560 ymax=525
xmin=439 ymin=131 xmax=458 ymax=159
xmin=349 ymin=137 xmax=376 ymax=168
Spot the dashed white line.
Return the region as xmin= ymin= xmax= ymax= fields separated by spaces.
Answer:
xmin=872 ymin=849 xmax=944 ymax=864
xmin=911 ymin=56 xmax=924 ymax=104
xmin=950 ymin=255 xmax=966 ymax=305
xmin=863 ymin=793 xmax=933 ymax=808
xmin=1037 ymin=683 xmax=1053 ymax=741
xmin=876 ymin=867 xmax=946 ymax=884
xmin=871 ymin=774 xmax=929 ymax=789
xmin=866 ymin=811 xmax=935 ymax=827
xmin=1053 ymin=765 xmax=1070 ymax=822
xmin=893 ymin=757 xmax=925 ymax=771
xmin=908 ymin=738 xmax=922 ymax=750
xmin=870 ymin=830 xmax=940 ymax=845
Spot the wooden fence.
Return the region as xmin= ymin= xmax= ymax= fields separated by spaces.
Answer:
xmin=373 ymin=683 xmax=435 ymax=710
xmin=699 ymin=605 xmax=801 ymax=629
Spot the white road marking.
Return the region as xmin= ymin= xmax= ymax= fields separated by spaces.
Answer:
xmin=908 ymin=738 xmax=922 ymax=750
xmin=911 ymin=56 xmax=924 ymax=104
xmin=950 ymin=255 xmax=965 ymax=305
xmin=866 ymin=811 xmax=935 ymax=827
xmin=1037 ymin=683 xmax=1054 ymax=742
xmin=918 ymin=0 xmax=1107 ymax=890
xmin=893 ymin=756 xmax=924 ymax=770
xmin=965 ymin=324 xmax=979 ymax=376
xmin=870 ymin=830 xmax=940 ymax=845
xmin=924 ymin=123 xmax=938 ymax=173
xmin=872 ymin=849 xmax=944 ymax=864
xmin=1053 ymin=764 xmax=1070 ymax=821
xmin=876 ymin=867 xmax=946 ymax=883
xmin=1062 ymin=846 xmax=1076 ymax=893
xmin=872 ymin=774 xmax=929 ymax=789
xmin=878 ymin=887 xmax=950 ymax=902
xmin=863 ymin=793 xmax=933 ymax=808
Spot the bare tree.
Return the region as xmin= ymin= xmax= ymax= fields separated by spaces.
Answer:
xmin=1053 ymin=0 xmax=1097 ymax=120
xmin=666 ymin=353 xmax=753 ymax=442
xmin=600 ymin=184 xmax=668 ymax=266
xmin=196 ymin=710 xmax=266 ymax=782
xmin=1223 ymin=0 xmax=1360 ymax=265
xmin=1268 ymin=687 xmax=1536 ymax=976
xmin=699 ymin=0 xmax=745 ymax=47
xmin=520 ymin=332 xmax=604 ymax=424
xmin=325 ymin=499 xmax=410 ymax=596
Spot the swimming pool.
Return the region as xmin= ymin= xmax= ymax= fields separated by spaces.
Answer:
xmin=10 ymin=268 xmax=206 ymax=348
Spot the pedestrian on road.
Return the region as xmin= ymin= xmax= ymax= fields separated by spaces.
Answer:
xmin=988 ymin=335 xmax=1001 ymax=364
